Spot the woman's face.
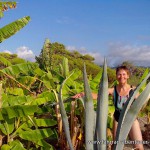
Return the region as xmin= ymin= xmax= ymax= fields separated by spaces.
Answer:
xmin=116 ymin=69 xmax=129 ymax=84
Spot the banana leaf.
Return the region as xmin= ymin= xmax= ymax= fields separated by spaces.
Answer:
xmin=0 ymin=16 xmax=30 ymax=43
xmin=58 ymin=72 xmax=74 ymax=150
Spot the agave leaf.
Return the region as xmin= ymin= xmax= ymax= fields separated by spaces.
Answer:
xmin=115 ymin=78 xmax=150 ymax=150
xmin=0 ymin=16 xmax=30 ymax=43
xmin=83 ymin=64 xmax=95 ymax=150
xmin=95 ymin=58 xmax=108 ymax=150
xmin=58 ymin=72 xmax=74 ymax=150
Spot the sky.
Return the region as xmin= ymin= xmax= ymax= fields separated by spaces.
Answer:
xmin=0 ymin=0 xmax=150 ymax=67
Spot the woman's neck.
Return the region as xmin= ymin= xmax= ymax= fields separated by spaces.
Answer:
xmin=117 ymin=83 xmax=130 ymax=96
xmin=118 ymin=83 xmax=129 ymax=89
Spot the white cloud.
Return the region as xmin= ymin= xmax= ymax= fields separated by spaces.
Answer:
xmin=16 ymin=46 xmax=35 ymax=62
xmin=66 ymin=45 xmax=87 ymax=53
xmin=3 ymin=50 xmax=12 ymax=54
xmin=66 ymin=42 xmax=150 ymax=67
xmin=107 ymin=42 xmax=150 ymax=67
xmin=87 ymin=52 xmax=104 ymax=65
xmin=66 ymin=46 xmax=76 ymax=51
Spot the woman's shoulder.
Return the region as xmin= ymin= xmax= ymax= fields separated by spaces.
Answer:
xmin=130 ymin=85 xmax=136 ymax=90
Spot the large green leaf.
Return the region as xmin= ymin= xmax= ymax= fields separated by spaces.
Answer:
xmin=33 ymin=139 xmax=54 ymax=149
xmin=19 ymin=128 xmax=54 ymax=140
xmin=1 ymin=144 xmax=11 ymax=150
xmin=0 ymin=56 xmax=12 ymax=67
xmin=31 ymin=92 xmax=55 ymax=105
xmin=0 ymin=16 xmax=31 ymax=43
xmin=5 ymin=88 xmax=24 ymax=96
xmin=0 ymin=118 xmax=15 ymax=135
xmin=58 ymin=72 xmax=74 ymax=150
xmin=9 ymin=140 xmax=26 ymax=150
xmin=2 ymin=94 xmax=33 ymax=107
xmin=27 ymin=118 xmax=57 ymax=127
xmin=17 ymin=76 xmax=37 ymax=88
xmin=0 ymin=105 xmax=38 ymax=120
xmin=1 ymin=62 xmax=38 ymax=77
xmin=90 ymin=71 xmax=102 ymax=92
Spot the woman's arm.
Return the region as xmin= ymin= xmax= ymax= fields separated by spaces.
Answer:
xmin=72 ymin=88 xmax=114 ymax=99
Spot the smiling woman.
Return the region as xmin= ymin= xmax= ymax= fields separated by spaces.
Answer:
xmin=73 ymin=65 xmax=144 ymax=150
xmin=111 ymin=66 xmax=144 ymax=150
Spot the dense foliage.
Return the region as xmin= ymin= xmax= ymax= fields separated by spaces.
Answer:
xmin=0 ymin=2 xmax=149 ymax=148
xmin=36 ymin=38 xmax=102 ymax=78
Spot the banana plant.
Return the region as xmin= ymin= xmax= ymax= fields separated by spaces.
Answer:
xmin=0 ymin=87 xmax=57 ymax=149
xmin=0 ymin=62 xmax=61 ymax=149
xmin=0 ymin=1 xmax=30 ymax=43
xmin=0 ymin=16 xmax=31 ymax=43
xmin=0 ymin=1 xmax=16 ymax=18
xmin=0 ymin=56 xmax=12 ymax=67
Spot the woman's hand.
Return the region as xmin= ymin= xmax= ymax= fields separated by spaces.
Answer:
xmin=72 ymin=92 xmax=85 ymax=99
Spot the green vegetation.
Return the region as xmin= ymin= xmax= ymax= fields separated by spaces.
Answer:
xmin=0 ymin=1 xmax=149 ymax=149
xmin=0 ymin=1 xmax=30 ymax=43
xmin=36 ymin=38 xmax=102 ymax=78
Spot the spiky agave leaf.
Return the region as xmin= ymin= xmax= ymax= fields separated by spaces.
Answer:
xmin=83 ymin=64 xmax=94 ymax=150
xmin=95 ymin=58 xmax=108 ymax=150
xmin=58 ymin=72 xmax=74 ymax=150
xmin=114 ymin=72 xmax=150 ymax=150
xmin=0 ymin=16 xmax=30 ymax=43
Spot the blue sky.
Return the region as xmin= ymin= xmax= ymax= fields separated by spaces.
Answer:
xmin=0 ymin=0 xmax=150 ymax=66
